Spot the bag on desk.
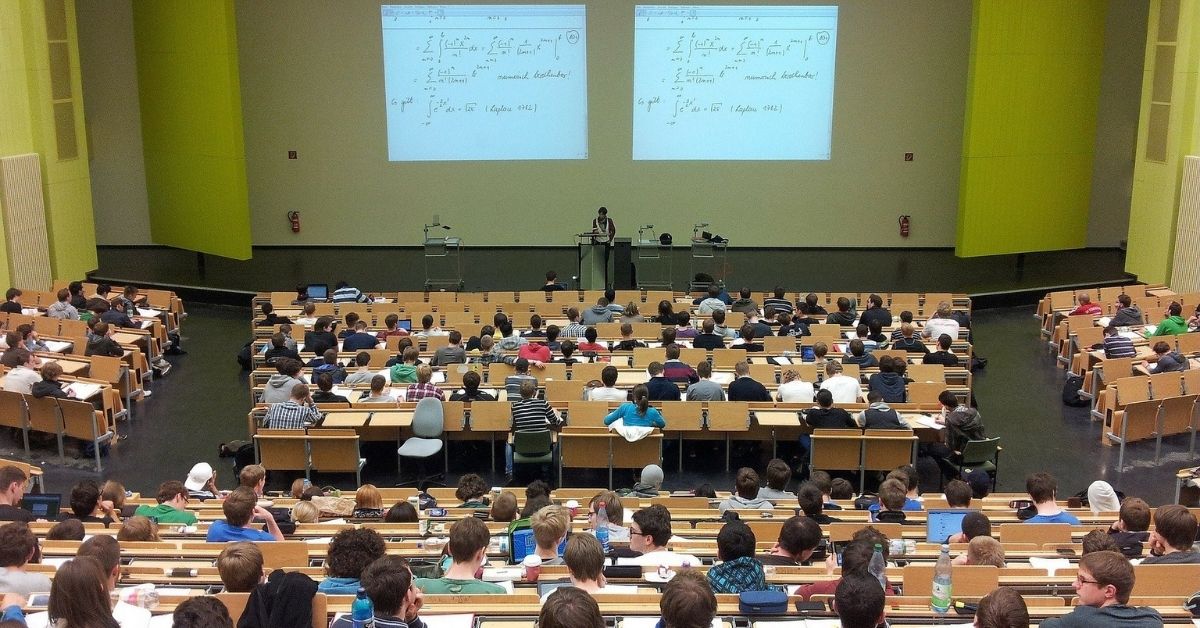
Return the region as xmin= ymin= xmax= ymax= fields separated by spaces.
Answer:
xmin=739 ymin=590 xmax=789 ymax=614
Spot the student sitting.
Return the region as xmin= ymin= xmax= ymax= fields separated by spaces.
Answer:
xmin=707 ymin=521 xmax=769 ymax=594
xmin=414 ymin=517 xmax=505 ymax=593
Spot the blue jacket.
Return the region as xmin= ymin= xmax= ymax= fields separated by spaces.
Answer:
xmin=604 ymin=403 xmax=666 ymax=428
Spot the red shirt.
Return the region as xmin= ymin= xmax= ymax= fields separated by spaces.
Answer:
xmin=1069 ymin=303 xmax=1102 ymax=316
xmin=519 ymin=343 xmax=551 ymax=362
xmin=577 ymin=342 xmax=609 ymax=353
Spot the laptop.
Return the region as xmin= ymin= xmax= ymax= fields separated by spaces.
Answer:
xmin=20 ymin=494 xmax=61 ymax=519
xmin=396 ymin=319 xmax=412 ymax=331
xmin=305 ymin=283 xmax=329 ymax=301
xmin=925 ymin=508 xmax=975 ymax=543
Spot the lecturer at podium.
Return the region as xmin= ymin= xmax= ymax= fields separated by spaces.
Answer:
xmin=590 ymin=207 xmax=616 ymax=285
xmin=591 ymin=206 xmax=616 ymax=244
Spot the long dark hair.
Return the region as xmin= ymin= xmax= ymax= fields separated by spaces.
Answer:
xmin=48 ymin=556 xmax=120 ymax=628
xmin=632 ymin=384 xmax=650 ymax=415
xmin=657 ymin=300 xmax=675 ymax=323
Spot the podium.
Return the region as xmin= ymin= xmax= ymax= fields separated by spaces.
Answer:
xmin=576 ymin=234 xmax=609 ymax=290
xmin=423 ymin=236 xmax=463 ymax=291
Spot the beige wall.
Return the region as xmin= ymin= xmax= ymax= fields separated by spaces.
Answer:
xmin=79 ymin=1 xmax=1145 ymax=250
xmin=235 ymin=0 xmax=972 ymax=247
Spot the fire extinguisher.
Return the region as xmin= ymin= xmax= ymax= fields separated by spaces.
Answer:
xmin=288 ymin=211 xmax=300 ymax=233
xmin=898 ymin=215 xmax=910 ymax=238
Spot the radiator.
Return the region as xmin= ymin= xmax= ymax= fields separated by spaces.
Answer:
xmin=0 ymin=153 xmax=52 ymax=290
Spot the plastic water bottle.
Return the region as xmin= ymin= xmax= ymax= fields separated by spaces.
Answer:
xmin=930 ymin=544 xmax=953 ymax=614
xmin=868 ymin=543 xmax=886 ymax=589
xmin=594 ymin=505 xmax=611 ymax=553
xmin=351 ymin=587 xmax=375 ymax=628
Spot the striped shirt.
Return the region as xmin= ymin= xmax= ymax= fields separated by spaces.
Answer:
xmin=1103 ymin=334 xmax=1137 ymax=359
xmin=264 ymin=401 xmax=321 ymax=429
xmin=405 ymin=382 xmax=445 ymax=401
xmin=561 ymin=322 xmax=588 ymax=338
xmin=511 ymin=398 xmax=560 ymax=433
xmin=331 ymin=286 xmax=370 ymax=303
xmin=762 ymin=298 xmax=794 ymax=316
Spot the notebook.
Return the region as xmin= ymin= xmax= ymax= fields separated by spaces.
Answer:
xmin=20 ymin=494 xmax=62 ymax=519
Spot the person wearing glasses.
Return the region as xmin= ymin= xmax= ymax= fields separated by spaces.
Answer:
xmin=1039 ymin=550 xmax=1162 ymax=628
xmin=617 ymin=505 xmax=699 ymax=567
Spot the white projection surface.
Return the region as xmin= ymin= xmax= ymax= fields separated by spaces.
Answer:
xmin=381 ymin=5 xmax=588 ymax=161
xmin=633 ymin=6 xmax=839 ymax=160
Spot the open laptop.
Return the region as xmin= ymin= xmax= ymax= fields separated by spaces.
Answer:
xmin=925 ymin=508 xmax=975 ymax=543
xmin=305 ymin=283 xmax=329 ymax=301
xmin=396 ymin=319 xmax=412 ymax=331
xmin=20 ymin=494 xmax=61 ymax=519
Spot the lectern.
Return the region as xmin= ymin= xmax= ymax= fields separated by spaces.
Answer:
xmin=423 ymin=223 xmax=463 ymax=291
xmin=576 ymin=232 xmax=610 ymax=289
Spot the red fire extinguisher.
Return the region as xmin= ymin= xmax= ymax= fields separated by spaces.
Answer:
xmin=898 ymin=215 xmax=910 ymax=238
xmin=288 ymin=211 xmax=301 ymax=233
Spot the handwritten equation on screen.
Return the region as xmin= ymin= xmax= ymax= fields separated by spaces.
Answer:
xmin=632 ymin=5 xmax=839 ymax=161
xmin=382 ymin=5 xmax=587 ymax=161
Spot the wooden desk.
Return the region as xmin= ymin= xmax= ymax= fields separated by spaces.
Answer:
xmin=559 ymin=430 xmax=663 ymax=488
xmin=753 ymin=410 xmax=804 ymax=458
xmin=318 ymin=411 xmax=373 ymax=428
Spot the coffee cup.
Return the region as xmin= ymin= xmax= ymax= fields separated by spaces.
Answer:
xmin=564 ymin=499 xmax=580 ymax=518
xmin=522 ymin=554 xmax=543 ymax=582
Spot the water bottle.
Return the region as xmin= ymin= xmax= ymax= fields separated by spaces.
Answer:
xmin=351 ymin=587 xmax=375 ymax=628
xmin=930 ymin=544 xmax=953 ymax=614
xmin=868 ymin=543 xmax=886 ymax=589
xmin=594 ymin=505 xmax=611 ymax=553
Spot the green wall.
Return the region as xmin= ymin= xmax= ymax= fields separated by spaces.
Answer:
xmin=0 ymin=0 xmax=97 ymax=284
xmin=236 ymin=0 xmax=972 ymax=247
xmin=132 ymin=0 xmax=251 ymax=260
xmin=956 ymin=0 xmax=1107 ymax=257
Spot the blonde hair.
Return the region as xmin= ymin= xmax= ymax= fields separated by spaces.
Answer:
xmin=530 ymin=504 xmax=571 ymax=550
xmin=116 ymin=516 xmax=159 ymax=542
xmin=416 ymin=364 xmax=433 ymax=384
xmin=355 ymin=484 xmax=383 ymax=509
xmin=292 ymin=500 xmax=319 ymax=524
xmin=100 ymin=480 xmax=125 ymax=510
xmin=967 ymin=536 xmax=1005 ymax=568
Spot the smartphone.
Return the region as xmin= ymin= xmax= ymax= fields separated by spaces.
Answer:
xmin=835 ymin=546 xmax=845 ymax=566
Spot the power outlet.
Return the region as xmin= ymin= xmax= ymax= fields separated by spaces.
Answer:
xmin=904 ymin=152 xmax=914 ymax=162
xmin=287 ymin=150 xmax=298 ymax=160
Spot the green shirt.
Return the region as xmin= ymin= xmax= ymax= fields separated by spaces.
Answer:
xmin=414 ymin=577 xmax=504 ymax=594
xmin=1152 ymin=315 xmax=1189 ymax=337
xmin=133 ymin=503 xmax=198 ymax=525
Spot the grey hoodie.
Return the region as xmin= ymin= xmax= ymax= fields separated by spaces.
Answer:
xmin=262 ymin=374 xmax=305 ymax=403
xmin=1109 ymin=305 xmax=1144 ymax=327
xmin=1038 ymin=604 xmax=1162 ymax=628
xmin=581 ymin=305 xmax=614 ymax=325
xmin=718 ymin=493 xmax=776 ymax=513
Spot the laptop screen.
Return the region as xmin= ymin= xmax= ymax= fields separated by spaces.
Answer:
xmin=305 ymin=284 xmax=329 ymax=300
xmin=397 ymin=319 xmax=412 ymax=331
xmin=925 ymin=509 xmax=974 ymax=543
xmin=20 ymin=494 xmax=61 ymax=519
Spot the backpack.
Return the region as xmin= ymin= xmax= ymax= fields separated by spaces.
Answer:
xmin=1062 ymin=374 xmax=1089 ymax=407
xmin=237 ymin=341 xmax=253 ymax=370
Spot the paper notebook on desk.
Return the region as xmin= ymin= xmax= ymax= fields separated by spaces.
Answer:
xmin=21 ymin=308 xmax=39 ymax=316
xmin=43 ymin=340 xmax=72 ymax=353
xmin=770 ymin=356 xmax=793 ymax=365
xmin=137 ymin=320 xmax=154 ymax=329
xmin=137 ymin=307 xmax=162 ymax=317
xmin=64 ymin=382 xmax=102 ymax=399
xmin=710 ymin=372 xmax=734 ymax=384
xmin=906 ymin=414 xmax=944 ymax=430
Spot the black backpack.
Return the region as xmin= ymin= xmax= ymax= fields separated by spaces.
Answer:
xmin=1062 ymin=374 xmax=1089 ymax=407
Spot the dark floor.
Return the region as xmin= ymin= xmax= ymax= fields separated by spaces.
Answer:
xmin=6 ymin=298 xmax=1194 ymax=507
xmin=93 ymin=245 xmax=1132 ymax=296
